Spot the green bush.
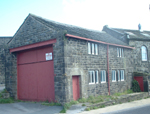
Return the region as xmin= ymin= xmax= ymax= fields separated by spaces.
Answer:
xmin=131 ymin=80 xmax=141 ymax=92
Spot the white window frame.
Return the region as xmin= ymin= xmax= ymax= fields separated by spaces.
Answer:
xmin=117 ymin=70 xmax=120 ymax=81
xmin=95 ymin=44 xmax=98 ymax=55
xmin=88 ymin=42 xmax=91 ymax=54
xmin=92 ymin=43 xmax=95 ymax=55
xmin=141 ymin=46 xmax=147 ymax=61
xmin=95 ymin=70 xmax=99 ymax=84
xmin=112 ymin=70 xmax=116 ymax=82
xmin=101 ymin=70 xmax=106 ymax=83
xmin=120 ymin=70 xmax=124 ymax=81
xmin=89 ymin=71 xmax=95 ymax=84
xmin=117 ymin=48 xmax=124 ymax=58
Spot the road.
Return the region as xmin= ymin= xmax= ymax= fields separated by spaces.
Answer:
xmin=79 ymin=98 xmax=150 ymax=114
xmin=104 ymin=104 xmax=150 ymax=114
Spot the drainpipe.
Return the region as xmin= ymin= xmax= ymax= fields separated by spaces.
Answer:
xmin=107 ymin=45 xmax=110 ymax=95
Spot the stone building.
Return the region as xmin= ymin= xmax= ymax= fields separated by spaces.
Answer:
xmin=0 ymin=37 xmax=12 ymax=84
xmin=2 ymin=14 xmax=140 ymax=103
xmin=103 ymin=25 xmax=150 ymax=74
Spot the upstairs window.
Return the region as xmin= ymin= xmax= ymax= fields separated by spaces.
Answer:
xmin=88 ymin=42 xmax=98 ymax=55
xmin=101 ymin=70 xmax=106 ymax=83
xmin=117 ymin=48 xmax=124 ymax=57
xmin=141 ymin=46 xmax=147 ymax=61
xmin=112 ymin=70 xmax=116 ymax=82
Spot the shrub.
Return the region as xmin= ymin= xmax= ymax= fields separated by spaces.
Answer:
xmin=131 ymin=80 xmax=141 ymax=92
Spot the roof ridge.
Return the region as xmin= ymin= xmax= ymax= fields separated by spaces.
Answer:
xmin=29 ymin=14 xmax=105 ymax=34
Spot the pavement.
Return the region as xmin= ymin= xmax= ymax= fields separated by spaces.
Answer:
xmin=0 ymin=102 xmax=63 ymax=114
xmin=78 ymin=98 xmax=150 ymax=114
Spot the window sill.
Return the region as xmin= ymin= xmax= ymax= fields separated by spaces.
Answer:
xmin=112 ymin=81 xmax=116 ymax=82
xmin=121 ymin=80 xmax=124 ymax=81
xmin=89 ymin=83 xmax=95 ymax=85
xmin=101 ymin=82 xmax=106 ymax=83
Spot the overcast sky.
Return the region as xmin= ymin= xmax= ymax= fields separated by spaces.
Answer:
xmin=0 ymin=0 xmax=150 ymax=36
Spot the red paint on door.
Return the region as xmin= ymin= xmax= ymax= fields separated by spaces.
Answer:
xmin=18 ymin=45 xmax=55 ymax=102
xmin=134 ymin=76 xmax=144 ymax=92
xmin=72 ymin=76 xmax=80 ymax=100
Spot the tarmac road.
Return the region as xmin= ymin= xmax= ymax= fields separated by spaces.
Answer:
xmin=0 ymin=102 xmax=63 ymax=114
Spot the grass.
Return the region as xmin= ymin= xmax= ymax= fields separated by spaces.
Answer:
xmin=60 ymin=100 xmax=78 ymax=113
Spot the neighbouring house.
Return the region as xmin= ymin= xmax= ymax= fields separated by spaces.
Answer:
xmin=103 ymin=25 xmax=150 ymax=73
xmin=0 ymin=37 xmax=12 ymax=84
xmin=3 ymin=14 xmax=136 ymax=104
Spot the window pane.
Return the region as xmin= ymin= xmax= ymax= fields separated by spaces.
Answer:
xmin=119 ymin=48 xmax=122 ymax=57
xmin=122 ymin=48 xmax=124 ymax=57
xmin=95 ymin=44 xmax=98 ymax=55
xmin=117 ymin=48 xmax=119 ymax=57
xmin=141 ymin=46 xmax=147 ymax=61
xmin=95 ymin=71 xmax=98 ymax=83
xmin=88 ymin=42 xmax=91 ymax=54
xmin=118 ymin=70 xmax=120 ymax=81
xmin=92 ymin=43 xmax=94 ymax=54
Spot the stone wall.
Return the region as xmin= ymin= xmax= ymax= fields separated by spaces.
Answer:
xmin=5 ymin=15 xmax=67 ymax=103
xmin=64 ymin=37 xmax=134 ymax=102
xmin=0 ymin=37 xmax=12 ymax=84
xmin=129 ymin=40 xmax=150 ymax=73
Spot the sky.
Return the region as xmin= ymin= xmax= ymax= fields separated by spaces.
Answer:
xmin=0 ymin=0 xmax=150 ymax=36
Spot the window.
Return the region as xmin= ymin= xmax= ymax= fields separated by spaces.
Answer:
xmin=120 ymin=70 xmax=124 ymax=81
xmin=101 ymin=70 xmax=106 ymax=83
xmin=95 ymin=44 xmax=98 ymax=55
xmin=112 ymin=70 xmax=116 ymax=82
xmin=88 ymin=42 xmax=98 ymax=55
xmin=141 ymin=46 xmax=147 ymax=61
xmin=95 ymin=71 xmax=99 ymax=83
xmin=92 ymin=43 xmax=95 ymax=54
xmin=88 ymin=42 xmax=91 ymax=54
xmin=89 ymin=71 xmax=99 ymax=84
xmin=117 ymin=70 xmax=120 ymax=81
xmin=89 ymin=71 xmax=95 ymax=84
xmin=117 ymin=48 xmax=124 ymax=57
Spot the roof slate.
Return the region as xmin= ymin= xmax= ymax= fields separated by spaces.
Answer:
xmin=113 ymin=28 xmax=150 ymax=40
xmin=30 ymin=14 xmax=128 ymax=46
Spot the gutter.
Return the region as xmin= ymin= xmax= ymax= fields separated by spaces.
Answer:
xmin=65 ymin=34 xmax=135 ymax=49
xmin=107 ymin=45 xmax=110 ymax=95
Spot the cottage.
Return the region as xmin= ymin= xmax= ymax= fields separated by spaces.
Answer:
xmin=4 ymin=14 xmax=135 ymax=103
xmin=103 ymin=25 xmax=150 ymax=73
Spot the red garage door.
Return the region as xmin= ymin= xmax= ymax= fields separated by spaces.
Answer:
xmin=17 ymin=45 xmax=55 ymax=102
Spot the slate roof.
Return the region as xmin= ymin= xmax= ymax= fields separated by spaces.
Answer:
xmin=30 ymin=14 xmax=128 ymax=46
xmin=0 ymin=37 xmax=12 ymax=45
xmin=112 ymin=28 xmax=150 ymax=40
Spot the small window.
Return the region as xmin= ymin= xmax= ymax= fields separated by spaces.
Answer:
xmin=101 ymin=70 xmax=106 ymax=83
xmin=95 ymin=71 xmax=99 ymax=83
xmin=141 ymin=46 xmax=147 ymax=61
xmin=92 ymin=43 xmax=95 ymax=55
xmin=88 ymin=42 xmax=98 ymax=55
xmin=120 ymin=70 xmax=124 ymax=81
xmin=117 ymin=70 xmax=120 ymax=81
xmin=95 ymin=44 xmax=98 ymax=55
xmin=88 ymin=42 xmax=91 ymax=54
xmin=117 ymin=48 xmax=124 ymax=58
xmin=112 ymin=70 xmax=116 ymax=82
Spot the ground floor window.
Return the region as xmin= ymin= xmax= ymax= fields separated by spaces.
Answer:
xmin=112 ymin=70 xmax=116 ymax=82
xmin=101 ymin=70 xmax=106 ymax=83
xmin=120 ymin=70 xmax=124 ymax=81
xmin=89 ymin=70 xmax=99 ymax=84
